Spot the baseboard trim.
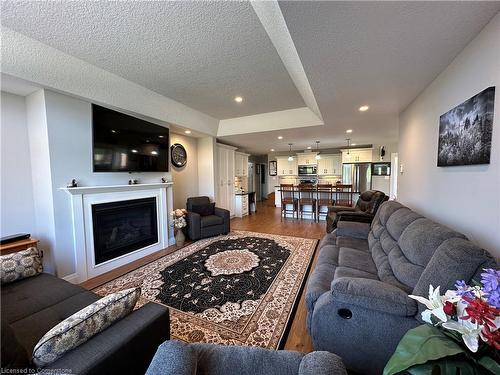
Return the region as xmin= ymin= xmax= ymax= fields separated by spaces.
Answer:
xmin=62 ymin=273 xmax=79 ymax=284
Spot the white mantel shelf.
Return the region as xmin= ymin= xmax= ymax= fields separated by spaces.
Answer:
xmin=60 ymin=182 xmax=173 ymax=195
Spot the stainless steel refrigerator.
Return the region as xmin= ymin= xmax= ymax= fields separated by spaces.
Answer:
xmin=342 ymin=163 xmax=372 ymax=193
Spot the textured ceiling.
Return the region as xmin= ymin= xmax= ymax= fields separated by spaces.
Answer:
xmin=219 ymin=1 xmax=500 ymax=153
xmin=1 ymin=1 xmax=304 ymax=119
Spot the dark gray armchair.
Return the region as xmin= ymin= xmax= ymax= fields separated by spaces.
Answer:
xmin=326 ymin=190 xmax=388 ymax=233
xmin=186 ymin=196 xmax=230 ymax=240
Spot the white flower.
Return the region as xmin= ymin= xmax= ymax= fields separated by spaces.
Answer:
xmin=409 ymin=285 xmax=448 ymax=323
xmin=442 ymin=319 xmax=481 ymax=352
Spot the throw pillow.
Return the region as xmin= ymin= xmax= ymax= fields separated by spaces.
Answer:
xmin=0 ymin=247 xmax=43 ymax=284
xmin=32 ymin=287 xmax=141 ymax=366
xmin=191 ymin=203 xmax=215 ymax=216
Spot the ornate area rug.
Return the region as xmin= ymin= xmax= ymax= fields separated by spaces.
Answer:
xmin=93 ymin=231 xmax=317 ymax=349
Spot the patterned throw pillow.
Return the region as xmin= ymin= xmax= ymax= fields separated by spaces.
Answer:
xmin=32 ymin=287 xmax=141 ymax=366
xmin=0 ymin=247 xmax=43 ymax=284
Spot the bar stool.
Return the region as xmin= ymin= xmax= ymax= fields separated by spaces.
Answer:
xmin=280 ymin=184 xmax=298 ymax=221
xmin=335 ymin=184 xmax=353 ymax=207
xmin=316 ymin=184 xmax=335 ymax=222
xmin=298 ymin=183 xmax=317 ymax=221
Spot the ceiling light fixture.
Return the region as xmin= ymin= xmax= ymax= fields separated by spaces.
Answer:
xmin=315 ymin=140 xmax=321 ymax=160
xmin=151 ymin=151 xmax=158 ymax=155
xmin=158 ymin=135 xmax=164 ymax=138
xmin=278 ymin=136 xmax=283 ymax=140
xmin=346 ymin=138 xmax=351 ymax=156
xmin=287 ymin=143 xmax=294 ymax=161
xmin=184 ymin=130 xmax=192 ymax=134
xmin=351 ymin=143 xmax=357 ymax=146
xmin=359 ymin=105 xmax=369 ymax=112
xmin=131 ymin=149 xmax=138 ymax=153
xmin=307 ymin=146 xmax=312 ymax=149
xmin=234 ymin=96 xmax=243 ymax=103
xmin=270 ymin=148 xmax=275 ymax=152
xmin=346 ymin=129 xmax=353 ymax=134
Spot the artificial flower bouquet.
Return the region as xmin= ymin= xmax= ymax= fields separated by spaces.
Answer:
xmin=171 ymin=208 xmax=188 ymax=229
xmin=384 ymin=269 xmax=500 ymax=375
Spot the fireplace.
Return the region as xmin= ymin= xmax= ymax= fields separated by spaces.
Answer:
xmin=92 ymin=197 xmax=159 ymax=265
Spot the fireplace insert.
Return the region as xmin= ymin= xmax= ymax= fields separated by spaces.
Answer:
xmin=92 ymin=197 xmax=158 ymax=265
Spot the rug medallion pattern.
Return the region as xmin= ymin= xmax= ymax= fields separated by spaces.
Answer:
xmin=93 ymin=231 xmax=317 ymax=349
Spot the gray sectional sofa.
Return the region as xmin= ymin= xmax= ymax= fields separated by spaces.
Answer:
xmin=306 ymin=200 xmax=497 ymax=374
xmin=1 ymin=273 xmax=170 ymax=374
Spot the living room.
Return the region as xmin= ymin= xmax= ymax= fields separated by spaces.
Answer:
xmin=1 ymin=1 xmax=499 ymax=374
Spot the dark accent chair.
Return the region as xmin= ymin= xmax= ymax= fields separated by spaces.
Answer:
xmin=326 ymin=190 xmax=388 ymax=233
xmin=186 ymin=196 xmax=230 ymax=240
xmin=1 ymin=273 xmax=170 ymax=374
xmin=146 ymin=340 xmax=347 ymax=375
xmin=307 ymin=201 xmax=497 ymax=374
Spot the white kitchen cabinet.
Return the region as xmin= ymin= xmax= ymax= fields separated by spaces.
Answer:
xmin=342 ymin=149 xmax=373 ymax=163
xmin=277 ymin=157 xmax=297 ymax=176
xmin=297 ymin=153 xmax=318 ymax=166
xmin=217 ymin=144 xmax=236 ymax=215
xmin=317 ymin=154 xmax=342 ymax=175
xmin=234 ymin=152 xmax=249 ymax=177
xmin=234 ymin=194 xmax=249 ymax=217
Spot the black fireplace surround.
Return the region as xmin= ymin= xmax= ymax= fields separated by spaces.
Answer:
xmin=92 ymin=197 xmax=158 ymax=264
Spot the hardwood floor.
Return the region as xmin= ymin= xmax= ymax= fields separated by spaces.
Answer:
xmin=81 ymin=200 xmax=326 ymax=353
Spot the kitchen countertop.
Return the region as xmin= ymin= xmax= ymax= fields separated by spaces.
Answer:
xmin=235 ymin=191 xmax=255 ymax=196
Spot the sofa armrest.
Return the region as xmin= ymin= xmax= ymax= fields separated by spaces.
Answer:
xmin=299 ymin=351 xmax=347 ymax=375
xmin=146 ymin=341 xmax=195 ymax=375
xmin=186 ymin=211 xmax=201 ymax=240
xmin=44 ymin=302 xmax=170 ymax=375
xmin=327 ymin=206 xmax=356 ymax=214
xmin=335 ymin=221 xmax=370 ymax=240
xmin=214 ymin=207 xmax=230 ymax=220
xmin=331 ymin=277 xmax=417 ymax=316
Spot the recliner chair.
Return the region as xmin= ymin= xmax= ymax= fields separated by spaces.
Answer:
xmin=186 ymin=196 xmax=230 ymax=240
xmin=326 ymin=190 xmax=388 ymax=233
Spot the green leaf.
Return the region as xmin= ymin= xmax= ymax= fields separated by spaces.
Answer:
xmin=478 ymin=356 xmax=500 ymax=374
xmin=383 ymin=325 xmax=465 ymax=375
xmin=407 ymin=356 xmax=481 ymax=375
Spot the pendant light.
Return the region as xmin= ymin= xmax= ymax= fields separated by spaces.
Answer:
xmin=346 ymin=138 xmax=351 ymax=158
xmin=287 ymin=143 xmax=294 ymax=161
xmin=315 ymin=140 xmax=321 ymax=160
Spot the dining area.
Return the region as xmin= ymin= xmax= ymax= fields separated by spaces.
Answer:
xmin=277 ymin=183 xmax=354 ymax=222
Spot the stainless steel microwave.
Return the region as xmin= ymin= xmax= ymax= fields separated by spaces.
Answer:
xmin=372 ymin=162 xmax=391 ymax=176
xmin=298 ymin=165 xmax=317 ymax=175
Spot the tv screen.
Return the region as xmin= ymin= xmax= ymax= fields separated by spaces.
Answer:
xmin=92 ymin=104 xmax=169 ymax=172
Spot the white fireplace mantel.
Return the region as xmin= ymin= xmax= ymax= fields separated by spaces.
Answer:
xmin=61 ymin=182 xmax=174 ymax=283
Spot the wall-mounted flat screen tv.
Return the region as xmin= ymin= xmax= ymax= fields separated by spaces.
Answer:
xmin=92 ymin=104 xmax=169 ymax=172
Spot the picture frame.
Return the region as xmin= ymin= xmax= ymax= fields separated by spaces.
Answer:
xmin=269 ymin=160 xmax=277 ymax=176
xmin=437 ymin=86 xmax=495 ymax=167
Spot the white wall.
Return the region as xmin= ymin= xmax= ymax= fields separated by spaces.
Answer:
xmin=170 ymin=133 xmax=199 ymax=209
xmin=398 ymin=13 xmax=500 ymax=257
xmin=0 ymin=92 xmax=36 ymax=237
xmin=197 ymin=136 xmax=217 ymax=200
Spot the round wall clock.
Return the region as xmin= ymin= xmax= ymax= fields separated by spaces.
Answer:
xmin=171 ymin=143 xmax=187 ymax=168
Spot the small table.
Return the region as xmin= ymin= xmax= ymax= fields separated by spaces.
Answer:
xmin=0 ymin=238 xmax=39 ymax=255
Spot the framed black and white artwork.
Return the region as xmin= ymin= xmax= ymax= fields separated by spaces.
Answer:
xmin=437 ymin=86 xmax=495 ymax=167
xmin=269 ymin=160 xmax=277 ymax=176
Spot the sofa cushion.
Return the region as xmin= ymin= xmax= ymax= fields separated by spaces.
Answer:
xmin=336 ymin=237 xmax=369 ymax=252
xmin=316 ymin=245 xmax=339 ymax=267
xmin=1 ymin=273 xmax=89 ymax=324
xmin=334 ymin=266 xmax=378 ymax=280
xmin=338 ymin=248 xmax=377 ymax=275
xmin=1 ymin=247 xmax=43 ymax=284
xmin=33 ymin=288 xmax=141 ymax=366
xmin=201 ymin=215 xmax=224 ymax=228
xmin=1 ymin=318 xmax=31 ymax=369
xmin=191 ymin=203 xmax=215 ymax=217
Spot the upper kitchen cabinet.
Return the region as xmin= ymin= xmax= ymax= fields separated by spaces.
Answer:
xmin=235 ymin=152 xmax=249 ymax=177
xmin=318 ymin=154 xmax=342 ymax=175
xmin=297 ymin=153 xmax=318 ymax=165
xmin=342 ymin=149 xmax=373 ymax=163
xmin=277 ymin=156 xmax=298 ymax=176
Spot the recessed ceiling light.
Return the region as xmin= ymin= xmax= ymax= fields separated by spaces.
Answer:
xmin=307 ymin=146 xmax=312 ymax=149
xmin=234 ymin=96 xmax=243 ymax=103
xmin=151 ymin=151 xmax=158 ymax=155
xmin=270 ymin=149 xmax=275 ymax=152
xmin=351 ymin=143 xmax=357 ymax=146
xmin=359 ymin=105 xmax=369 ymax=112
xmin=184 ymin=130 xmax=192 ymax=134
xmin=277 ymin=136 xmax=283 ymax=140
xmin=111 ymin=129 xmax=117 ymax=133
xmin=158 ymin=135 xmax=164 ymax=138
xmin=131 ymin=149 xmax=138 ymax=153
xmin=346 ymin=129 xmax=353 ymax=133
